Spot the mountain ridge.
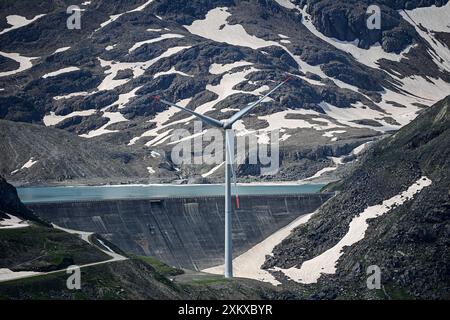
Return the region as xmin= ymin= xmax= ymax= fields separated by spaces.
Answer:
xmin=1 ymin=0 xmax=449 ymax=185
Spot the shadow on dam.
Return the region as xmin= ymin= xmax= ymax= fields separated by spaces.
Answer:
xmin=29 ymin=193 xmax=334 ymax=270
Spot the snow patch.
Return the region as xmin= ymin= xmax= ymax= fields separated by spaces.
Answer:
xmin=153 ymin=66 xmax=192 ymax=78
xmin=298 ymin=6 xmax=414 ymax=69
xmin=130 ymin=65 xmax=269 ymax=146
xmin=322 ymin=130 xmax=346 ymax=141
xmin=43 ymin=110 xmax=96 ymax=126
xmin=42 ymin=66 xmax=80 ymax=78
xmin=402 ymin=2 xmax=450 ymax=33
xmin=0 ymin=214 xmax=29 ymax=229
xmin=185 ymin=7 xmax=278 ymax=49
xmin=53 ymin=91 xmax=89 ymax=101
xmin=274 ymin=0 xmax=296 ymax=9
xmin=319 ymin=101 xmax=399 ymax=132
xmin=201 ymin=162 xmax=225 ymax=178
xmin=97 ymin=46 xmax=191 ymax=91
xmin=209 ymin=61 xmax=253 ymax=75
xmin=0 ymin=51 xmax=38 ymax=78
xmin=255 ymin=109 xmax=344 ymax=143
xmin=22 ymin=157 xmax=38 ymax=169
xmin=352 ymin=141 xmax=373 ymax=156
xmin=203 ymin=211 xmax=316 ymax=285
xmin=96 ymin=0 xmax=155 ymax=31
xmin=11 ymin=157 xmax=38 ymax=175
xmin=401 ymin=4 xmax=450 ymax=73
xmin=128 ymin=98 xmax=192 ymax=146
xmin=278 ymin=44 xmax=369 ymax=94
xmin=305 ymin=166 xmax=337 ymax=180
xmin=105 ymin=44 xmax=116 ymax=51
xmin=129 ymin=33 xmax=185 ymax=52
xmin=53 ymin=47 xmax=71 ymax=54
xmin=0 ymin=14 xmax=46 ymax=35
xmin=80 ymin=111 xmax=128 ymax=138
xmin=185 ymin=7 xmax=369 ymax=98
xmin=112 ymin=86 xmax=143 ymax=109
xmin=274 ymin=176 xmax=432 ymax=284
xmin=221 ymin=107 xmax=241 ymax=113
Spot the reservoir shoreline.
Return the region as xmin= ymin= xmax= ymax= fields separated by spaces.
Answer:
xmin=18 ymin=183 xmax=326 ymax=204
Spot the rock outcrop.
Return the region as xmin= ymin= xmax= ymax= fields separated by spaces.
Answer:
xmin=264 ymin=95 xmax=450 ymax=299
xmin=0 ymin=175 xmax=39 ymax=222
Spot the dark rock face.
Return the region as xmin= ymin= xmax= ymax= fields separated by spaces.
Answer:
xmin=300 ymin=0 xmax=445 ymax=53
xmin=0 ymin=96 xmax=41 ymax=123
xmin=321 ymin=62 xmax=385 ymax=91
xmin=114 ymin=69 xmax=134 ymax=80
xmin=62 ymin=113 xmax=109 ymax=135
xmin=265 ymin=95 xmax=450 ymax=299
xmin=0 ymin=175 xmax=37 ymax=222
xmin=0 ymin=120 xmax=178 ymax=186
xmin=0 ymin=55 xmax=19 ymax=72
xmin=152 ymin=0 xmax=237 ymax=24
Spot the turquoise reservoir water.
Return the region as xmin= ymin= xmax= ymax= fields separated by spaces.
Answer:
xmin=17 ymin=184 xmax=325 ymax=204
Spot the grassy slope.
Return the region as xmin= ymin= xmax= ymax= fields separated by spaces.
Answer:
xmin=0 ymin=225 xmax=111 ymax=272
xmin=0 ymin=254 xmax=288 ymax=300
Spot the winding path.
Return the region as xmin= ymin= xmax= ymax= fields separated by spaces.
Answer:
xmin=0 ymin=224 xmax=127 ymax=283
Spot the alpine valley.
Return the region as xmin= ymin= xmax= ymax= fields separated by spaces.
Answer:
xmin=0 ymin=0 xmax=449 ymax=301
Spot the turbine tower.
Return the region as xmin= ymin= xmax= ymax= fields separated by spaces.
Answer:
xmin=153 ymin=76 xmax=291 ymax=278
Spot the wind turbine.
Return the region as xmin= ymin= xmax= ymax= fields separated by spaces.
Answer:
xmin=153 ymin=76 xmax=291 ymax=278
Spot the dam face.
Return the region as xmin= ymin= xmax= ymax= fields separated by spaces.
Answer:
xmin=29 ymin=194 xmax=333 ymax=270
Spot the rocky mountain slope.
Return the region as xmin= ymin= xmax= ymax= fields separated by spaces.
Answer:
xmin=0 ymin=175 xmax=41 ymax=221
xmin=0 ymin=0 xmax=449 ymax=185
xmin=0 ymin=120 xmax=179 ymax=186
xmin=262 ymin=95 xmax=450 ymax=299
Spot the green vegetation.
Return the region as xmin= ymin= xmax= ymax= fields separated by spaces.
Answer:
xmin=0 ymin=262 xmax=127 ymax=300
xmin=132 ymin=254 xmax=184 ymax=277
xmin=381 ymin=283 xmax=414 ymax=300
xmin=0 ymin=225 xmax=110 ymax=271
xmin=188 ymin=276 xmax=230 ymax=286
xmin=320 ymin=180 xmax=343 ymax=192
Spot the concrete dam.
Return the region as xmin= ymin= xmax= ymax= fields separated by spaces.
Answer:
xmin=29 ymin=194 xmax=333 ymax=270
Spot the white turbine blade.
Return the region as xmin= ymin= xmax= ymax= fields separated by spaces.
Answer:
xmin=224 ymin=76 xmax=292 ymax=127
xmin=153 ymin=96 xmax=224 ymax=128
